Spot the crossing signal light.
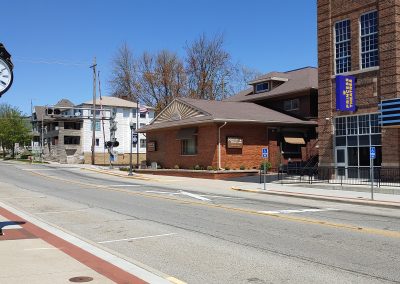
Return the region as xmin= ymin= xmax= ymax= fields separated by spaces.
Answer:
xmin=105 ymin=140 xmax=119 ymax=148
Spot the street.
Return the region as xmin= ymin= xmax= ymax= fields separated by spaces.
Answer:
xmin=1 ymin=161 xmax=400 ymax=284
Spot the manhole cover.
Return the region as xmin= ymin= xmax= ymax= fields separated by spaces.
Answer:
xmin=69 ymin=276 xmax=94 ymax=283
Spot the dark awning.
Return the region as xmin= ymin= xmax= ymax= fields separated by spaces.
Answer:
xmin=176 ymin=127 xmax=198 ymax=140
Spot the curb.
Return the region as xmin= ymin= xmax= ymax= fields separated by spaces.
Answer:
xmin=82 ymin=167 xmax=152 ymax=180
xmin=231 ymin=187 xmax=400 ymax=209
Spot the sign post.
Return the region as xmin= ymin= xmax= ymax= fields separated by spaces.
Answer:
xmin=262 ymin=148 xmax=268 ymax=190
xmin=370 ymin=147 xmax=376 ymax=200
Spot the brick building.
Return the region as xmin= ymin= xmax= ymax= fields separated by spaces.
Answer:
xmin=140 ymin=67 xmax=318 ymax=171
xmin=318 ymin=0 xmax=400 ymax=178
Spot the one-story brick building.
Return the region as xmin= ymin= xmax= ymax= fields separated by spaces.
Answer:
xmin=139 ymin=67 xmax=319 ymax=171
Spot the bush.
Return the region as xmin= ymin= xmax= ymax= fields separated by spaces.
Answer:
xmin=239 ymin=165 xmax=246 ymax=170
xmin=260 ymin=161 xmax=272 ymax=171
xmin=194 ymin=164 xmax=201 ymax=170
xmin=173 ymin=165 xmax=180 ymax=169
xmin=224 ymin=166 xmax=230 ymax=170
xmin=206 ymin=166 xmax=213 ymax=171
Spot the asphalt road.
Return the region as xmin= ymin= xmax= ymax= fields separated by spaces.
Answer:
xmin=1 ymin=161 xmax=400 ymax=284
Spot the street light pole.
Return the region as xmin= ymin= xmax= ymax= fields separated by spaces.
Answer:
xmin=129 ymin=120 xmax=134 ymax=176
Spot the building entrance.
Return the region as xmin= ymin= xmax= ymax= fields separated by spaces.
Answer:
xmin=334 ymin=114 xmax=381 ymax=179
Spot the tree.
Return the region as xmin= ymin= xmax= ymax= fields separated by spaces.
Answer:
xmin=138 ymin=50 xmax=187 ymax=113
xmin=231 ymin=64 xmax=263 ymax=95
xmin=0 ymin=104 xmax=31 ymax=158
xmin=185 ymin=33 xmax=232 ymax=100
xmin=109 ymin=43 xmax=139 ymax=102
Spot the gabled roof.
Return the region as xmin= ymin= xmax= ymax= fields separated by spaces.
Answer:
xmin=225 ymin=67 xmax=317 ymax=102
xmin=55 ymin=99 xmax=74 ymax=107
xmin=82 ymin=96 xmax=138 ymax=108
xmin=139 ymin=97 xmax=316 ymax=132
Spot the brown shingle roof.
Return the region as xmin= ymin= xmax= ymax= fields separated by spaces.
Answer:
xmin=139 ymin=97 xmax=316 ymax=132
xmin=225 ymin=67 xmax=317 ymax=102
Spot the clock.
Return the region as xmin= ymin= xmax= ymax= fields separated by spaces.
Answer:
xmin=0 ymin=44 xmax=13 ymax=97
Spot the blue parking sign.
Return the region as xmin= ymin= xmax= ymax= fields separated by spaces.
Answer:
xmin=370 ymin=147 xmax=376 ymax=159
xmin=262 ymin=148 xmax=268 ymax=158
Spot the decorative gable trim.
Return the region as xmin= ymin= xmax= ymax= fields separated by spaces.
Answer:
xmin=152 ymin=99 xmax=209 ymax=124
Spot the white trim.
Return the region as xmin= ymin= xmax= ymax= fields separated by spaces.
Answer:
xmin=330 ymin=66 xmax=379 ymax=79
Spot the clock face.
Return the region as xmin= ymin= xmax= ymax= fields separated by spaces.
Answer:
xmin=0 ymin=57 xmax=13 ymax=96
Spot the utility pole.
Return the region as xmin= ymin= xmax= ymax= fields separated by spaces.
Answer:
xmin=90 ymin=57 xmax=97 ymax=165
xmin=136 ymin=98 xmax=139 ymax=170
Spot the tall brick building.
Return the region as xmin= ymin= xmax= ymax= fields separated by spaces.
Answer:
xmin=318 ymin=0 xmax=400 ymax=177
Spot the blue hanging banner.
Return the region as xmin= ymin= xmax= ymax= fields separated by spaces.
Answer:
xmin=336 ymin=75 xmax=356 ymax=112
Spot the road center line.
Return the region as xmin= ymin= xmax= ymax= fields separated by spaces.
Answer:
xmin=259 ymin=208 xmax=340 ymax=214
xmin=98 ymin=233 xmax=177 ymax=244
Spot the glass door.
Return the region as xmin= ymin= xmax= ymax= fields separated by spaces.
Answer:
xmin=336 ymin=147 xmax=347 ymax=178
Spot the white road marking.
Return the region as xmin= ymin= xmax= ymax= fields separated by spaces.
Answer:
xmin=1 ymin=225 xmax=23 ymax=229
xmin=145 ymin=190 xmax=179 ymax=195
xmin=108 ymin=184 xmax=140 ymax=187
xmin=21 ymin=168 xmax=58 ymax=171
xmin=258 ymin=208 xmax=340 ymax=214
xmin=34 ymin=208 xmax=89 ymax=215
xmin=98 ymin=233 xmax=177 ymax=244
xmin=180 ymin=190 xmax=210 ymax=201
xmin=23 ymin=247 xmax=60 ymax=251
xmin=0 ymin=196 xmax=47 ymax=200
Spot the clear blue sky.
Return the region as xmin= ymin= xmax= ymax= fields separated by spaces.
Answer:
xmin=2 ymin=0 xmax=317 ymax=115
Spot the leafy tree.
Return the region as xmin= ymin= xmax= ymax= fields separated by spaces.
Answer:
xmin=0 ymin=104 xmax=31 ymax=158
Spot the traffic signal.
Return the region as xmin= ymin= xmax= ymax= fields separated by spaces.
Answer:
xmin=105 ymin=140 xmax=119 ymax=148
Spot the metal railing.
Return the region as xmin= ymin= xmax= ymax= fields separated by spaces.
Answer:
xmin=278 ymin=166 xmax=400 ymax=187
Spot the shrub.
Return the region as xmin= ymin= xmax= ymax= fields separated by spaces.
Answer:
xmin=173 ymin=165 xmax=180 ymax=169
xmin=224 ymin=166 xmax=230 ymax=170
xmin=194 ymin=164 xmax=201 ymax=170
xmin=206 ymin=166 xmax=213 ymax=171
xmin=239 ymin=165 xmax=246 ymax=170
xmin=260 ymin=161 xmax=272 ymax=171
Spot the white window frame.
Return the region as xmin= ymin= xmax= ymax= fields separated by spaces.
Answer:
xmin=334 ymin=18 xmax=352 ymax=74
xmin=359 ymin=10 xmax=379 ymax=69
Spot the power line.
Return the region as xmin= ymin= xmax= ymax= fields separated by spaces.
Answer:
xmin=13 ymin=57 xmax=90 ymax=67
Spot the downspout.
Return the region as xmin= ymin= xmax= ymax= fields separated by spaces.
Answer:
xmin=218 ymin=122 xmax=227 ymax=170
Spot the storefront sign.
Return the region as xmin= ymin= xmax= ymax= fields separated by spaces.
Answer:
xmin=227 ymin=137 xmax=243 ymax=149
xmin=147 ymin=141 xmax=157 ymax=152
xmin=336 ymin=75 xmax=356 ymax=112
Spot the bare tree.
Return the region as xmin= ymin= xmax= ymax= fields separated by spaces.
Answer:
xmin=230 ymin=64 xmax=262 ymax=95
xmin=109 ymin=43 xmax=139 ymax=101
xmin=138 ymin=50 xmax=187 ymax=113
xmin=185 ymin=33 xmax=232 ymax=100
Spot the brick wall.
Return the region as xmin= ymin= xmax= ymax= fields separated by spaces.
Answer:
xmin=146 ymin=123 xmax=316 ymax=171
xmin=317 ymin=0 xmax=400 ymax=167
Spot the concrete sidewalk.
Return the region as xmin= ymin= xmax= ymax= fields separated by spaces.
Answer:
xmin=81 ymin=165 xmax=400 ymax=209
xmin=0 ymin=202 xmax=175 ymax=284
